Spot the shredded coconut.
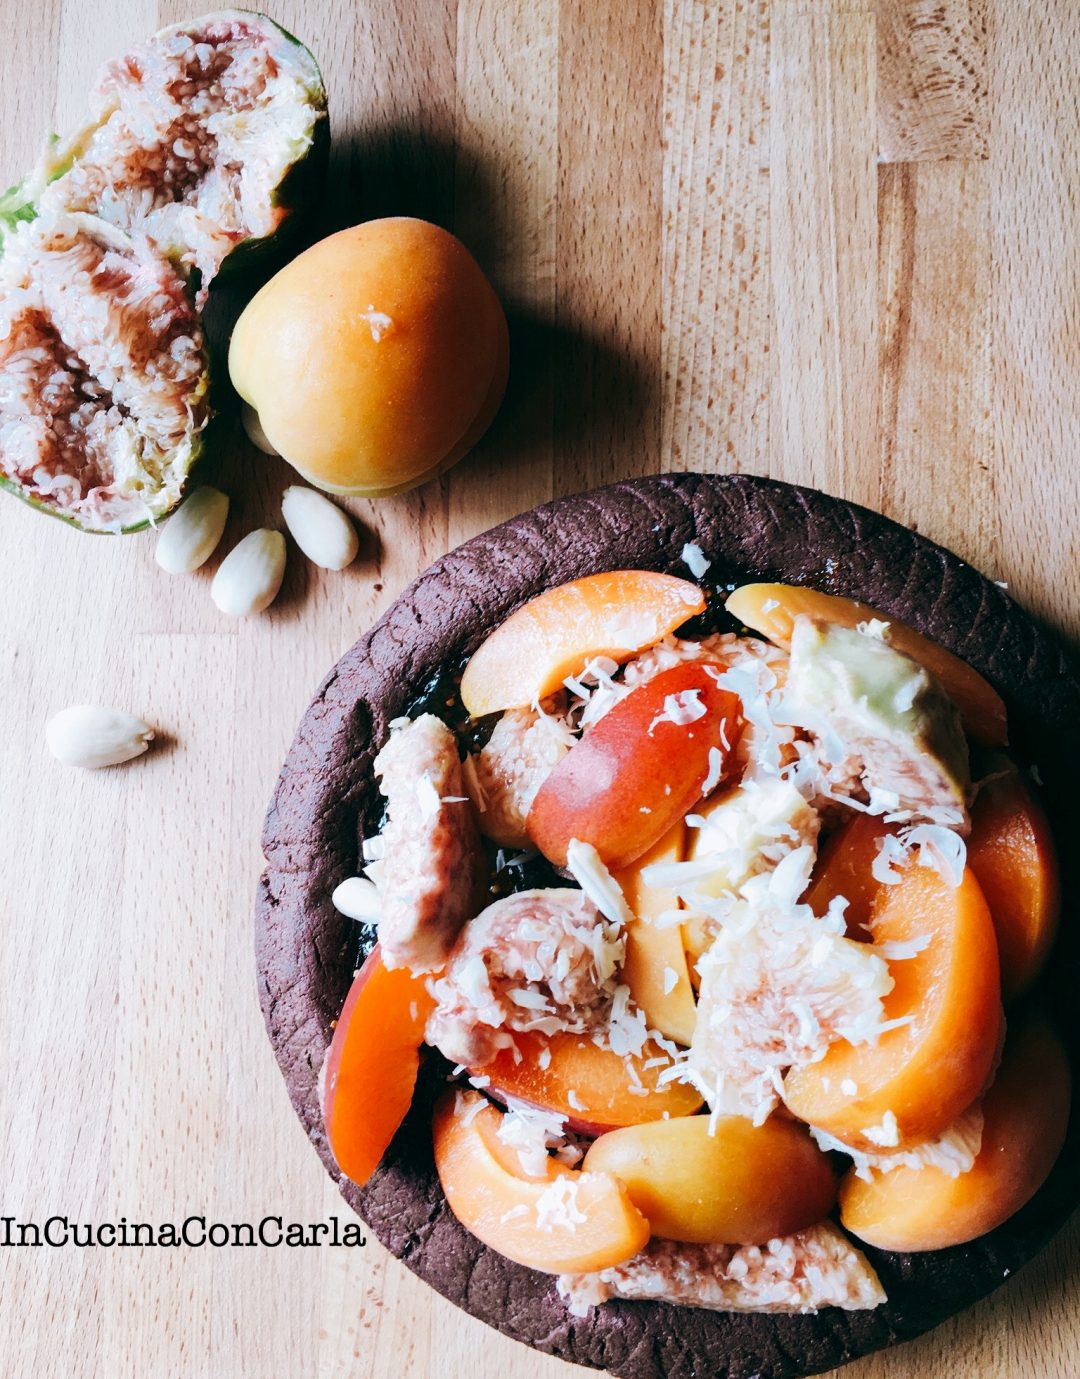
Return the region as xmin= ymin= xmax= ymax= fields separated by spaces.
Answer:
xmin=565 ymin=839 xmax=634 ymax=927
xmin=684 ymin=847 xmax=893 ymax=1123
xmin=535 ymin=1175 xmax=588 ymax=1232
xmin=811 ymin=1103 xmax=984 ymax=1181
xmin=681 ymin=541 xmax=711 ymax=579
xmin=495 ymin=1096 xmax=579 ymax=1177
xmin=426 ymin=888 xmax=622 ymax=1067
xmin=648 ymin=688 xmax=708 ymax=734
xmin=556 ymin=1223 xmax=885 ymax=1316
xmin=861 ymin=1110 xmax=901 ymax=1147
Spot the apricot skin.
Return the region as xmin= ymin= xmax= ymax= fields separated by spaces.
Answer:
xmin=783 ymin=865 xmax=1003 ymax=1151
xmin=616 ymin=820 xmax=697 ymax=1046
xmin=725 ymin=582 xmax=1007 ymax=746
xmin=527 ymin=663 xmax=742 ymax=870
xmin=583 ymin=1115 xmax=837 ymax=1245
xmin=432 ymin=1092 xmax=650 ymax=1273
xmin=967 ymin=767 xmax=1060 ymax=1000
xmin=803 ymin=812 xmax=894 ymax=939
xmin=840 ymin=1019 xmax=1071 ymax=1251
xmin=323 ymin=946 xmax=434 ymax=1187
xmin=229 ymin=218 xmax=508 ymax=496
xmin=460 ymin=570 xmax=706 ymax=717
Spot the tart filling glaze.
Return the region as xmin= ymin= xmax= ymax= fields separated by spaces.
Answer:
xmin=257 ymin=473 xmax=1079 ymax=1379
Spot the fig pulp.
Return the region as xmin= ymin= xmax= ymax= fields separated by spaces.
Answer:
xmin=0 ymin=11 xmax=327 ymax=532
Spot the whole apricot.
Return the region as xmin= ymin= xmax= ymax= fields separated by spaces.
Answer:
xmin=229 ymin=218 xmax=508 ymax=496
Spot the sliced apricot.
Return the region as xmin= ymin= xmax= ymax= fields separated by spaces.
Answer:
xmin=783 ymin=863 xmax=1002 ymax=1150
xmin=583 ymin=1115 xmax=837 ymax=1245
xmin=323 ymin=945 xmax=436 ymax=1187
xmin=615 ymin=820 xmax=697 ymax=1046
xmin=460 ymin=570 xmax=706 ymax=717
xmin=968 ymin=766 xmax=1060 ymax=1000
xmin=527 ymin=663 xmax=743 ymax=869
xmin=840 ymin=1018 xmax=1071 ymax=1250
xmin=804 ymin=812 xmax=899 ymax=939
xmin=726 ymin=582 xmax=1007 ymax=746
xmin=681 ymin=910 xmax=713 ymax=986
xmin=476 ymin=1031 xmax=702 ymax=1135
xmin=432 ymin=1091 xmax=650 ymax=1272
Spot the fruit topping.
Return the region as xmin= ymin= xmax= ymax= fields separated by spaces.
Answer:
xmin=555 ymin=1222 xmax=885 ymax=1316
xmin=322 ymin=946 xmax=435 ymax=1188
xmin=33 ymin=12 xmax=328 ymax=289
xmin=464 ymin=699 xmax=575 ymax=848
xmin=476 ymin=1031 xmax=702 ymax=1134
xmin=686 ymin=847 xmax=894 ymax=1123
xmin=814 ymin=1101 xmax=986 ymax=1183
xmin=802 ymin=811 xmax=892 ymax=938
xmin=615 ymin=821 xmax=697 ymax=1046
xmin=229 ymin=218 xmax=507 ymax=497
xmin=459 ymin=570 xmax=706 ymax=718
xmin=526 ymin=663 xmax=743 ymax=870
xmin=967 ymin=761 xmax=1060 ymax=1000
xmin=0 ymin=214 xmax=208 ymax=531
xmin=726 ymin=582 xmax=1008 ymax=746
xmin=839 ymin=1017 xmax=1070 ymax=1250
xmin=432 ymin=1091 xmax=650 ymax=1273
xmin=0 ymin=13 xmax=326 ymax=530
xmin=783 ymin=618 xmax=971 ymax=824
xmin=425 ymin=889 xmax=622 ymax=1067
xmin=582 ymin=1115 xmax=837 ymax=1246
xmin=682 ymin=777 xmax=821 ymax=901
xmin=371 ymin=715 xmax=483 ymax=973
xmin=783 ymin=857 xmax=1003 ymax=1150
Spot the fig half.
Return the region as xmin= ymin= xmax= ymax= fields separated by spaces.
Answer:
xmin=0 ymin=11 xmax=327 ymax=531
xmin=0 ymin=214 xmax=208 ymax=532
xmin=35 ymin=11 xmax=328 ymax=294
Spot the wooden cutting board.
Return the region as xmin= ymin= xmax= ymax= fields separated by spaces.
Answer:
xmin=0 ymin=2 xmax=1077 ymax=1377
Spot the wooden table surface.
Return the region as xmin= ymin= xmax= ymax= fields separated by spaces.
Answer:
xmin=1 ymin=2 xmax=1078 ymax=1376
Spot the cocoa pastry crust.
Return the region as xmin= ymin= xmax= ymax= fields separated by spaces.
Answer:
xmin=256 ymin=473 xmax=1079 ymax=1379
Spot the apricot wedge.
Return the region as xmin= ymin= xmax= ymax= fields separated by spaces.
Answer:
xmin=726 ymin=582 xmax=1007 ymax=746
xmin=476 ymin=1031 xmax=703 ymax=1134
xmin=583 ymin=1115 xmax=837 ymax=1245
xmin=527 ymin=663 xmax=742 ymax=869
xmin=968 ymin=765 xmax=1060 ymax=1000
xmin=460 ymin=570 xmax=705 ymax=717
xmin=615 ymin=820 xmax=697 ymax=1046
xmin=433 ymin=1091 xmax=650 ymax=1272
xmin=840 ymin=1018 xmax=1071 ymax=1250
xmin=804 ymin=812 xmax=898 ymax=939
xmin=783 ymin=863 xmax=1002 ymax=1150
xmin=323 ymin=946 xmax=436 ymax=1187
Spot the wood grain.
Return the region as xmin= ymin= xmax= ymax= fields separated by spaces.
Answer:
xmin=770 ymin=0 xmax=880 ymax=507
xmin=877 ymin=0 xmax=988 ymax=162
xmin=0 ymin=3 xmax=1077 ymax=1378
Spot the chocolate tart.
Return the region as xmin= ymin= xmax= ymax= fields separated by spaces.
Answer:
xmin=256 ymin=472 xmax=1080 ymax=1379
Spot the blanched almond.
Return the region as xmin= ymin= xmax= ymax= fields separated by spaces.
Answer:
xmin=46 ymin=705 xmax=154 ymax=769
xmin=242 ymin=403 xmax=280 ymax=456
xmin=211 ymin=529 xmax=287 ymax=616
xmin=155 ymin=486 xmax=230 ymax=574
xmin=332 ymin=876 xmax=382 ymax=922
xmin=281 ymin=485 xmax=359 ymax=571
